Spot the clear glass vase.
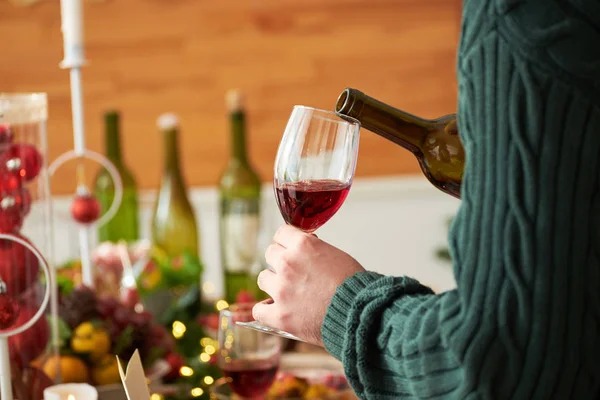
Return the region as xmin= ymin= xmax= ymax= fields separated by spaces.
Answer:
xmin=0 ymin=93 xmax=61 ymax=395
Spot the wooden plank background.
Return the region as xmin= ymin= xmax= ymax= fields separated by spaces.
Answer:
xmin=0 ymin=0 xmax=461 ymax=195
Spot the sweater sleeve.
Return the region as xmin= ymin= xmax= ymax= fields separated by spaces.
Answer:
xmin=323 ymin=1 xmax=600 ymax=399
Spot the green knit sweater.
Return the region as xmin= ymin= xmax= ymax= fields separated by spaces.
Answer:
xmin=322 ymin=1 xmax=600 ymax=399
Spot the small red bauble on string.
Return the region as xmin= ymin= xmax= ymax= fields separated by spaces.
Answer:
xmin=0 ymin=188 xmax=31 ymax=233
xmin=0 ymin=280 xmax=21 ymax=330
xmin=1 ymin=144 xmax=43 ymax=182
xmin=71 ymin=187 xmax=101 ymax=224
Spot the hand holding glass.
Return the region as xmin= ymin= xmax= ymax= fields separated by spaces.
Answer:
xmin=238 ymin=106 xmax=360 ymax=340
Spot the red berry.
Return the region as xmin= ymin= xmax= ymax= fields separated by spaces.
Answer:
xmin=121 ymin=287 xmax=140 ymax=309
xmin=0 ymin=235 xmax=40 ymax=296
xmin=97 ymin=294 xmax=119 ymax=318
xmin=0 ymin=292 xmax=20 ymax=330
xmin=236 ymin=289 xmax=256 ymax=304
xmin=164 ymin=352 xmax=185 ymax=382
xmin=147 ymin=324 xmax=175 ymax=353
xmin=1 ymin=144 xmax=43 ymax=182
xmin=113 ymin=307 xmax=132 ymax=329
xmin=130 ymin=310 xmax=150 ymax=328
xmin=70 ymin=193 xmax=101 ymax=224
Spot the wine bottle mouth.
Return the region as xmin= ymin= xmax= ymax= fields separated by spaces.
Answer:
xmin=293 ymin=105 xmax=359 ymax=126
xmin=335 ymin=89 xmax=350 ymax=113
xmin=335 ymin=88 xmax=363 ymax=123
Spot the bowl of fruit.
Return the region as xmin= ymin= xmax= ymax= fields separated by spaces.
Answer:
xmin=32 ymin=285 xmax=177 ymax=400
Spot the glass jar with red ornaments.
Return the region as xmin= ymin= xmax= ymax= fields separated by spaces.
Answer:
xmin=0 ymin=93 xmax=60 ymax=399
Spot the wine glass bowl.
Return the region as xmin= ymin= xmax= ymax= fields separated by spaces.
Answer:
xmin=274 ymin=106 xmax=360 ymax=233
xmin=219 ymin=304 xmax=282 ymax=399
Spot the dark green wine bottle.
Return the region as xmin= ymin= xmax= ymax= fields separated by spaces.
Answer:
xmin=219 ymin=90 xmax=266 ymax=304
xmin=94 ymin=111 xmax=140 ymax=243
xmin=151 ymin=113 xmax=200 ymax=257
xmin=335 ymin=88 xmax=464 ymax=198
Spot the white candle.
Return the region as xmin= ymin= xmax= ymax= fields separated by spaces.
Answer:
xmin=60 ymin=0 xmax=83 ymax=46
xmin=43 ymin=384 xmax=98 ymax=400
xmin=59 ymin=0 xmax=85 ymax=68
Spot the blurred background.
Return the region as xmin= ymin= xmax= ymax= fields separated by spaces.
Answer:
xmin=1 ymin=0 xmax=461 ymax=296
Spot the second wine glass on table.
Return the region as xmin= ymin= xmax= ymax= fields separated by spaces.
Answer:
xmin=237 ymin=105 xmax=361 ymax=340
xmin=219 ymin=304 xmax=282 ymax=399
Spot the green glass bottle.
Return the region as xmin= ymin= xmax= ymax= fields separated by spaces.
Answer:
xmin=94 ymin=111 xmax=140 ymax=243
xmin=219 ymin=90 xmax=265 ymax=303
xmin=151 ymin=113 xmax=199 ymax=257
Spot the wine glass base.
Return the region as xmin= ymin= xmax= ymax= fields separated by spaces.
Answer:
xmin=236 ymin=321 xmax=305 ymax=342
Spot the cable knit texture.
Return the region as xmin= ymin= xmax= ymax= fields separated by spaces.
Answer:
xmin=322 ymin=0 xmax=600 ymax=399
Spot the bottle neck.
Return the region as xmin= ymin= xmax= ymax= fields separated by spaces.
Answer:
xmin=230 ymin=111 xmax=248 ymax=163
xmin=105 ymin=113 xmax=122 ymax=164
xmin=335 ymin=88 xmax=433 ymax=152
xmin=163 ymin=128 xmax=182 ymax=176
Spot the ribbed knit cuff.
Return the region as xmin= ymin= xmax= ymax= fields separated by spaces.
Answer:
xmin=322 ymin=271 xmax=384 ymax=360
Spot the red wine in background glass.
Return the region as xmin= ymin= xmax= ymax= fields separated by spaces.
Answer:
xmin=275 ymin=179 xmax=350 ymax=233
xmin=222 ymin=359 xmax=278 ymax=398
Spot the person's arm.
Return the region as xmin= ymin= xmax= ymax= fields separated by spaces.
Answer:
xmin=323 ymin=1 xmax=600 ymax=398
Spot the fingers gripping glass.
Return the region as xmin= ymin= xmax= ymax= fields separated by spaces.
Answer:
xmin=237 ymin=106 xmax=361 ymax=341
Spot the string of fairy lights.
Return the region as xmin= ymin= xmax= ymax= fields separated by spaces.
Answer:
xmin=148 ymin=282 xmax=231 ymax=399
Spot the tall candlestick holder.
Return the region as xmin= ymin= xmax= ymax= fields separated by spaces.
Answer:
xmin=0 ymin=93 xmax=58 ymax=400
xmin=48 ymin=0 xmax=123 ymax=288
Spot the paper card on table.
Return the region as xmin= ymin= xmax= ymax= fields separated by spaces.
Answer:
xmin=117 ymin=350 xmax=151 ymax=400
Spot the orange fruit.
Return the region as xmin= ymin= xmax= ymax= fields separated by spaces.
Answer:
xmin=92 ymin=354 xmax=121 ymax=386
xmin=42 ymin=355 xmax=89 ymax=383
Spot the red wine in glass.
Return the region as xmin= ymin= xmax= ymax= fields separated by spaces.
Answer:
xmin=222 ymin=359 xmax=278 ymax=398
xmin=275 ymin=179 xmax=350 ymax=233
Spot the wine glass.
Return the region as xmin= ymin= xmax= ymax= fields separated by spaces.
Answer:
xmin=236 ymin=106 xmax=360 ymax=340
xmin=273 ymin=106 xmax=360 ymax=232
xmin=218 ymin=303 xmax=282 ymax=399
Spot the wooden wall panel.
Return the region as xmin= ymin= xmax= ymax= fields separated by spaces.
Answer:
xmin=0 ymin=0 xmax=460 ymax=195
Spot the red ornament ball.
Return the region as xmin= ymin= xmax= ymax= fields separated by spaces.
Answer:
xmin=9 ymin=305 xmax=49 ymax=366
xmin=0 ymin=292 xmax=20 ymax=330
xmin=0 ymin=125 xmax=14 ymax=148
xmin=0 ymin=173 xmax=21 ymax=193
xmin=0 ymin=187 xmax=32 ymax=233
xmin=71 ymin=193 xmax=101 ymax=224
xmin=0 ymin=235 xmax=40 ymax=296
xmin=1 ymin=144 xmax=43 ymax=182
